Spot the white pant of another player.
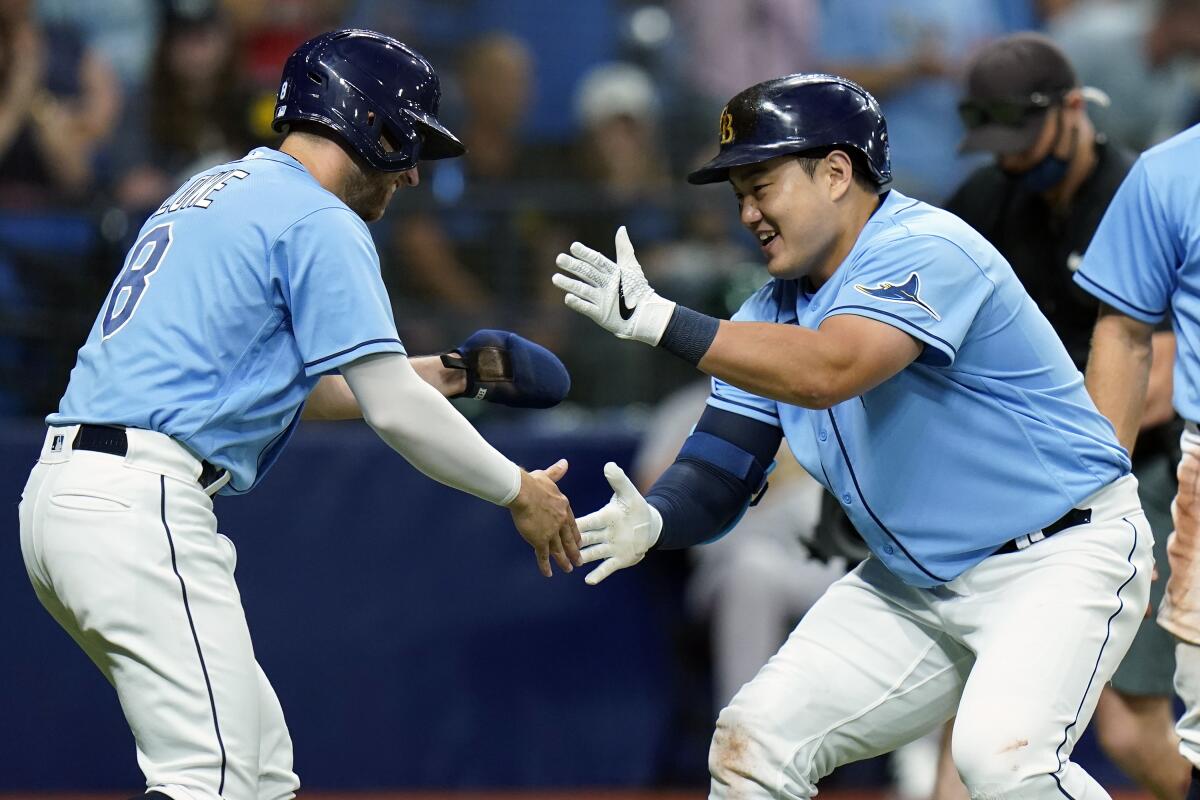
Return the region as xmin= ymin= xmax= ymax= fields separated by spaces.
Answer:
xmin=19 ymin=426 xmax=298 ymax=800
xmin=1162 ymin=424 xmax=1200 ymax=771
xmin=708 ymin=474 xmax=1152 ymax=800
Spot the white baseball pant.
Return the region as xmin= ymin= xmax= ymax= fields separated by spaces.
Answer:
xmin=1160 ymin=423 xmax=1200 ymax=769
xmin=709 ymin=474 xmax=1152 ymax=800
xmin=19 ymin=425 xmax=299 ymax=800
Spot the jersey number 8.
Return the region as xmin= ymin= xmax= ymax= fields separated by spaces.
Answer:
xmin=102 ymin=223 xmax=173 ymax=339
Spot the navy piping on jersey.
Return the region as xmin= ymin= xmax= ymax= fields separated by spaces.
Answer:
xmin=160 ymin=476 xmax=227 ymax=795
xmin=246 ymin=406 xmax=304 ymax=492
xmin=710 ymin=395 xmax=780 ymax=422
xmin=304 ymin=338 xmax=404 ymax=369
xmin=1073 ymin=273 xmax=1166 ymax=319
xmin=826 ymin=409 xmax=950 ymax=583
xmin=234 ymin=151 xmax=307 ymax=173
xmin=1049 ymin=517 xmax=1139 ymax=800
xmin=824 ymin=304 xmax=957 ymax=357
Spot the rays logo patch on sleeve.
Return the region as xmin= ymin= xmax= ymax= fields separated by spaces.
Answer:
xmin=853 ymin=272 xmax=941 ymax=321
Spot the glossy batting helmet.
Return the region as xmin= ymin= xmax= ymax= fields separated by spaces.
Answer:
xmin=272 ymin=29 xmax=465 ymax=172
xmin=687 ymin=73 xmax=890 ymax=186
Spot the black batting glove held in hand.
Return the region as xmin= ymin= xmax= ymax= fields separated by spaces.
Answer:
xmin=443 ymin=329 xmax=571 ymax=408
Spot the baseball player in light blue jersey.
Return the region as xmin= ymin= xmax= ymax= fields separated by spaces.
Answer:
xmin=554 ymin=74 xmax=1152 ymax=799
xmin=18 ymin=30 xmax=579 ymax=800
xmin=1074 ymin=124 xmax=1200 ymax=800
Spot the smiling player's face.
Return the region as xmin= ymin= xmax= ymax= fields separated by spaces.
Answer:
xmin=730 ymin=155 xmax=841 ymax=281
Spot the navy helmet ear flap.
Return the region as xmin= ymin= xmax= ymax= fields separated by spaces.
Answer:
xmin=272 ymin=29 xmax=465 ymax=172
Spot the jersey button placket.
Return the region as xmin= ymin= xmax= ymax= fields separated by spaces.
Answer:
xmin=818 ymin=429 xmax=828 ymax=442
xmin=841 ymin=492 xmax=853 ymax=505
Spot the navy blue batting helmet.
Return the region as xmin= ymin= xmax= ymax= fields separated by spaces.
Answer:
xmin=687 ymin=73 xmax=890 ymax=186
xmin=272 ymin=29 xmax=465 ymax=172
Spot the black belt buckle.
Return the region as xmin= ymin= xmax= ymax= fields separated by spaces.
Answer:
xmin=995 ymin=507 xmax=1093 ymax=555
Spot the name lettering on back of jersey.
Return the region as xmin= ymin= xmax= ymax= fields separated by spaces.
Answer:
xmin=152 ymin=169 xmax=249 ymax=217
xmin=853 ymin=272 xmax=941 ymax=321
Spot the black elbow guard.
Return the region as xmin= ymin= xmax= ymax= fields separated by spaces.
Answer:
xmin=647 ymin=406 xmax=782 ymax=550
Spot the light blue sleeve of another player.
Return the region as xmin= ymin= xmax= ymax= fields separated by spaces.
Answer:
xmin=274 ymin=207 xmax=407 ymax=376
xmin=707 ymin=280 xmax=781 ymax=427
xmin=1073 ymin=158 xmax=1180 ymax=324
xmin=823 ymin=234 xmax=994 ymax=367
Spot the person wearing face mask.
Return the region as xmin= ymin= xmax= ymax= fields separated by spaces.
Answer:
xmin=942 ymin=32 xmax=1188 ymax=800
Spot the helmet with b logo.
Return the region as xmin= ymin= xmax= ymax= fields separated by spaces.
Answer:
xmin=687 ymin=73 xmax=890 ymax=186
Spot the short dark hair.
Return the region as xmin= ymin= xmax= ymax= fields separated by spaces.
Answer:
xmin=794 ymin=147 xmax=881 ymax=194
xmin=283 ymin=120 xmax=376 ymax=172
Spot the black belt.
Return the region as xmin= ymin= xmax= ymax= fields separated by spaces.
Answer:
xmin=994 ymin=507 xmax=1092 ymax=555
xmin=72 ymin=424 xmax=227 ymax=489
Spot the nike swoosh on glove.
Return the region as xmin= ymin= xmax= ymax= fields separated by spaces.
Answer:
xmin=552 ymin=226 xmax=676 ymax=345
xmin=442 ymin=330 xmax=571 ymax=408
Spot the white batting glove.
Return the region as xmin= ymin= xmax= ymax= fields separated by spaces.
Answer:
xmin=552 ymin=226 xmax=677 ymax=346
xmin=577 ymin=462 xmax=663 ymax=586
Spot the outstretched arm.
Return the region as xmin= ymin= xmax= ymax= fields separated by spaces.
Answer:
xmin=303 ymin=356 xmax=460 ymax=420
xmin=339 ymin=352 xmax=580 ymax=577
xmin=578 ymin=405 xmax=782 ymax=584
xmin=553 ymin=227 xmax=920 ymax=408
xmin=697 ymin=315 xmax=921 ymax=408
xmin=303 ymin=329 xmax=570 ymax=420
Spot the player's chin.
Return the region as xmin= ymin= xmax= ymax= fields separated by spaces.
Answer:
xmin=764 ymin=253 xmax=803 ymax=280
xmin=357 ymin=195 xmax=392 ymax=223
xmin=359 ymin=205 xmax=387 ymax=223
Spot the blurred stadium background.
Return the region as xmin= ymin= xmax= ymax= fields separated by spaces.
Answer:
xmin=4 ymin=0 xmax=1200 ymax=795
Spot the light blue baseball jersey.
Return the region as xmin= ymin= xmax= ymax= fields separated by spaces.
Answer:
xmin=709 ymin=190 xmax=1130 ymax=587
xmin=1073 ymin=125 xmax=1200 ymax=423
xmin=51 ymin=147 xmax=406 ymax=494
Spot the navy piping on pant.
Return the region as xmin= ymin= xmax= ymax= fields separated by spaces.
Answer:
xmin=161 ymin=475 xmax=227 ymax=795
xmin=1049 ymin=516 xmax=1139 ymax=800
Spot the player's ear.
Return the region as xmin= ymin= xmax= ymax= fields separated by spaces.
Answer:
xmin=826 ymin=149 xmax=855 ymax=201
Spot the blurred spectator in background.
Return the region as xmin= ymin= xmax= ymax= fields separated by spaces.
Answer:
xmin=816 ymin=0 xmax=1004 ymax=202
xmin=556 ymin=61 xmax=748 ymax=407
xmin=222 ymin=0 xmax=345 ymax=86
xmin=388 ymin=32 xmax=549 ymax=344
xmin=670 ymin=0 xmax=819 ymax=170
xmin=35 ymin=0 xmax=159 ymax=91
xmin=672 ymin=0 xmax=818 ymax=111
xmin=111 ymin=0 xmax=254 ymax=223
xmin=0 ymin=0 xmax=120 ymax=413
xmin=940 ymin=32 xmax=1189 ymax=800
xmin=1046 ymin=0 xmax=1199 ymax=150
xmin=0 ymin=0 xmax=119 ymax=209
xmin=341 ymin=0 xmax=474 ymax=68
xmin=566 ymin=62 xmax=675 ymax=268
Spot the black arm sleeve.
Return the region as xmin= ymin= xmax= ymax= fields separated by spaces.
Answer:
xmin=647 ymin=405 xmax=783 ymax=550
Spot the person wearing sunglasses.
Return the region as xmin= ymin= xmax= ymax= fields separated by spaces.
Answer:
xmin=937 ymin=32 xmax=1188 ymax=800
